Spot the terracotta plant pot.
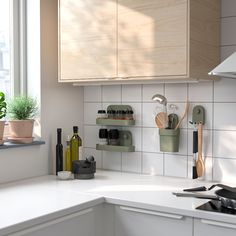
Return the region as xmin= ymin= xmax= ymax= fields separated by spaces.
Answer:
xmin=8 ymin=119 xmax=34 ymax=141
xmin=0 ymin=120 xmax=5 ymax=145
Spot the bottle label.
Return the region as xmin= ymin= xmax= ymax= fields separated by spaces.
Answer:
xmin=79 ymin=146 xmax=83 ymax=160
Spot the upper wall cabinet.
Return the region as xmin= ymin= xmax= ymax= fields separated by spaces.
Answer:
xmin=58 ymin=0 xmax=220 ymax=84
xmin=58 ymin=0 xmax=117 ymax=81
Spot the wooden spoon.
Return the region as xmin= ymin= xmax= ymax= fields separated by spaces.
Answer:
xmin=155 ymin=112 xmax=168 ymax=129
xmin=196 ymin=123 xmax=204 ymax=177
xmin=174 ymin=101 xmax=189 ymax=130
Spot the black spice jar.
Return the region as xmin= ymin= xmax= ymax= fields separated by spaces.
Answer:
xmin=108 ymin=129 xmax=119 ymax=145
xmin=97 ymin=110 xmax=107 ymax=119
xmin=99 ymin=128 xmax=108 ymax=145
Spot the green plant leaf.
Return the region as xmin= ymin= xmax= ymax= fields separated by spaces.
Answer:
xmin=0 ymin=91 xmax=7 ymax=119
xmin=8 ymin=96 xmax=38 ymax=120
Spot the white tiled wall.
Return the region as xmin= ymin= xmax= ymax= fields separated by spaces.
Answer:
xmin=83 ymin=1 xmax=236 ymax=183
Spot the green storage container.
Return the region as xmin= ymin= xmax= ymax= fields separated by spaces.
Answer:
xmin=159 ymin=128 xmax=180 ymax=152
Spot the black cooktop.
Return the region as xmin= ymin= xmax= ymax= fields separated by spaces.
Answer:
xmin=196 ymin=200 xmax=236 ymax=215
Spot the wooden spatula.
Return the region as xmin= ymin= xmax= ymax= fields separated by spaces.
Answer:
xmin=196 ymin=123 xmax=204 ymax=177
xmin=155 ymin=112 xmax=168 ymax=129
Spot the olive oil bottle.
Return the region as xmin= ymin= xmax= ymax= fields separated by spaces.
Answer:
xmin=70 ymin=126 xmax=79 ymax=163
xmin=65 ymin=135 xmax=71 ymax=171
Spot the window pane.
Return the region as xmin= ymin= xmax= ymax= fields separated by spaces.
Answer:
xmin=0 ymin=0 xmax=11 ymax=100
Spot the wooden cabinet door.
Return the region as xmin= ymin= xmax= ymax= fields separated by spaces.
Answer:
xmin=194 ymin=218 xmax=236 ymax=236
xmin=59 ymin=0 xmax=117 ymax=81
xmin=114 ymin=205 xmax=192 ymax=236
xmin=117 ymin=0 xmax=188 ymax=78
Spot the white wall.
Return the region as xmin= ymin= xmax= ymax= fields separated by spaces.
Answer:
xmin=83 ymin=0 xmax=236 ymax=183
xmin=0 ymin=0 xmax=84 ymax=184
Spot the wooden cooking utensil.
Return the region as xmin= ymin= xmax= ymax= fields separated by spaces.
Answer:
xmin=155 ymin=112 xmax=168 ymax=129
xmin=196 ymin=123 xmax=204 ymax=177
xmin=174 ymin=101 xmax=189 ymax=130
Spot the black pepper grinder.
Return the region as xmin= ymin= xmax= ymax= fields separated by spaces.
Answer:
xmin=56 ymin=128 xmax=63 ymax=175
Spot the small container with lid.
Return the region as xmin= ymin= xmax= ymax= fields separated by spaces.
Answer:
xmin=108 ymin=129 xmax=119 ymax=145
xmin=125 ymin=110 xmax=134 ymax=120
xmin=97 ymin=110 xmax=107 ymax=119
xmin=99 ymin=128 xmax=108 ymax=145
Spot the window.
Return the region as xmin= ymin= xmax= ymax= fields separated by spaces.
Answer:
xmin=0 ymin=0 xmax=42 ymax=140
xmin=0 ymin=0 xmax=11 ymax=99
xmin=0 ymin=0 xmax=27 ymax=100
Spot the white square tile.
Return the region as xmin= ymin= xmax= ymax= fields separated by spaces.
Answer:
xmin=173 ymin=129 xmax=188 ymax=155
xmin=188 ymin=82 xmax=213 ymax=102
xmin=83 ymin=148 xmax=102 ymax=169
xmin=164 ymin=154 xmax=188 ymax=178
xmin=221 ymin=0 xmax=236 ymax=17
xmin=221 ymin=17 xmax=236 ymax=46
xmin=124 ymin=127 xmax=142 ymax=151
xmin=102 ymin=85 xmax=121 ymax=102
xmin=84 ymin=86 xmax=102 ymax=102
xmin=165 ymin=83 xmax=187 ymax=102
xmin=188 ymin=103 xmax=213 ymax=130
xmin=214 ymin=103 xmax=236 ymax=130
xmin=188 ymin=129 xmax=212 ymax=157
xmin=102 ymin=151 xmax=121 ymax=171
xmin=142 ymin=103 xmax=162 ymax=128
xmin=213 ymin=158 xmax=236 ymax=183
xmin=142 ymin=128 xmax=160 ymax=153
xmin=187 ymin=156 xmax=212 ymax=181
xmin=122 ymin=85 xmax=142 ymax=102
xmin=122 ymin=152 xmax=142 ymax=173
xmin=143 ymin=84 xmax=164 ymax=102
xmin=214 ymin=78 xmax=236 ymax=102
xmin=84 ymin=103 xmax=102 ymax=125
xmin=122 ymin=102 xmax=142 ymax=127
xmin=142 ymin=152 xmax=164 ymax=175
xmin=221 ymin=46 xmax=236 ymax=61
xmin=84 ymin=125 xmax=100 ymax=148
xmin=213 ymin=130 xmax=236 ymax=158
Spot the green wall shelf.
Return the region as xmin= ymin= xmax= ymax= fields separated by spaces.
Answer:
xmin=96 ymin=118 xmax=135 ymax=126
xmin=96 ymin=144 xmax=135 ymax=152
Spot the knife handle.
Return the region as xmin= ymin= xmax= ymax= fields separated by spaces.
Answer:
xmin=193 ymin=131 xmax=198 ymax=154
xmin=183 ymin=186 xmax=207 ymax=192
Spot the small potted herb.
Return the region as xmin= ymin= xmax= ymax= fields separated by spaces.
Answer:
xmin=8 ymin=96 xmax=38 ymax=143
xmin=0 ymin=92 xmax=7 ymax=145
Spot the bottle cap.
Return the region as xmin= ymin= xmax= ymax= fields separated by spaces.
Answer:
xmin=97 ymin=110 xmax=106 ymax=114
xmin=73 ymin=126 xmax=78 ymax=133
xmin=57 ymin=128 xmax=62 ymax=133
xmin=99 ymin=129 xmax=108 ymax=138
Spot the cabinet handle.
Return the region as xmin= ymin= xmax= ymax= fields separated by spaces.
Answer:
xmin=120 ymin=206 xmax=183 ymax=220
xmin=9 ymin=208 xmax=93 ymax=236
xmin=201 ymin=219 xmax=236 ymax=229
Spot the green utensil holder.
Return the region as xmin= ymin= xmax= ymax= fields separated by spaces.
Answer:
xmin=159 ymin=128 xmax=180 ymax=152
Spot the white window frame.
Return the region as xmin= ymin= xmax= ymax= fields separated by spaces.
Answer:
xmin=10 ymin=0 xmax=27 ymax=97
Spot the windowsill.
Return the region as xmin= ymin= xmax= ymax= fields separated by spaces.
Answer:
xmin=0 ymin=140 xmax=45 ymax=149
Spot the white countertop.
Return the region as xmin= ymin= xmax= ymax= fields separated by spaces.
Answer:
xmin=0 ymin=170 xmax=236 ymax=235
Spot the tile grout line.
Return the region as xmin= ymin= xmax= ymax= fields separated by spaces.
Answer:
xmin=212 ymin=81 xmax=215 ymax=181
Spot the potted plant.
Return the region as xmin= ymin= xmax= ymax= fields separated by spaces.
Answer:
xmin=8 ymin=96 xmax=38 ymax=143
xmin=0 ymin=92 xmax=7 ymax=145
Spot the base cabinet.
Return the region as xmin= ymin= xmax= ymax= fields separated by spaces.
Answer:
xmin=194 ymin=219 xmax=236 ymax=236
xmin=114 ymin=206 xmax=192 ymax=236
xmin=9 ymin=207 xmax=99 ymax=236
